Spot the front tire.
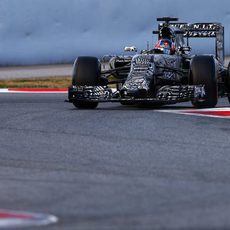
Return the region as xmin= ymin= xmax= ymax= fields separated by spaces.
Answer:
xmin=190 ymin=56 xmax=218 ymax=108
xmin=72 ymin=57 xmax=100 ymax=109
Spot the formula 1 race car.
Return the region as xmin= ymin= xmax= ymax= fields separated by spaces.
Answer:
xmin=68 ymin=17 xmax=230 ymax=109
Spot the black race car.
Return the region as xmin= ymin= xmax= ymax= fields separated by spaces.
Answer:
xmin=68 ymin=17 xmax=230 ymax=109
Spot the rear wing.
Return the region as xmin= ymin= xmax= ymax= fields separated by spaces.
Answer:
xmin=159 ymin=23 xmax=225 ymax=64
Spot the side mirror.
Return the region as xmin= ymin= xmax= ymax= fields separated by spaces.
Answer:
xmin=124 ymin=46 xmax=137 ymax=52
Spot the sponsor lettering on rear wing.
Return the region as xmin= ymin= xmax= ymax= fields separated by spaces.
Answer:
xmin=170 ymin=23 xmax=223 ymax=38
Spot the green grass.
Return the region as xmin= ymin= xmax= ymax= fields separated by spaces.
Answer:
xmin=0 ymin=76 xmax=71 ymax=88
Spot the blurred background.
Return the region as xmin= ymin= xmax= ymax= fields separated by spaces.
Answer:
xmin=0 ymin=0 xmax=229 ymax=65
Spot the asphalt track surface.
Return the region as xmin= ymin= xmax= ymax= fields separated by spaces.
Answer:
xmin=1 ymin=93 xmax=230 ymax=230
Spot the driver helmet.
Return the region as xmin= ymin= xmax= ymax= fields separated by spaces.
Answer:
xmin=155 ymin=39 xmax=175 ymax=55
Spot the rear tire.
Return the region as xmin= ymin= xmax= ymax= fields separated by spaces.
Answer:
xmin=72 ymin=57 xmax=100 ymax=109
xmin=190 ymin=56 xmax=218 ymax=108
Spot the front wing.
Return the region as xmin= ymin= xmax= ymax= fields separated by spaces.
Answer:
xmin=68 ymin=85 xmax=205 ymax=105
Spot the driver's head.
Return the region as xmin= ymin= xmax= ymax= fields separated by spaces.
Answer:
xmin=155 ymin=39 xmax=175 ymax=55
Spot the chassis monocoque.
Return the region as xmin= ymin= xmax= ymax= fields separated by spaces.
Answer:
xmin=68 ymin=17 xmax=230 ymax=109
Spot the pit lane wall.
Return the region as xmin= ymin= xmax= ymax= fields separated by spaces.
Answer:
xmin=0 ymin=0 xmax=230 ymax=65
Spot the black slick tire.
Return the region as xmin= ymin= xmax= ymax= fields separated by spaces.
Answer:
xmin=72 ymin=57 xmax=100 ymax=109
xmin=190 ymin=55 xmax=218 ymax=108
